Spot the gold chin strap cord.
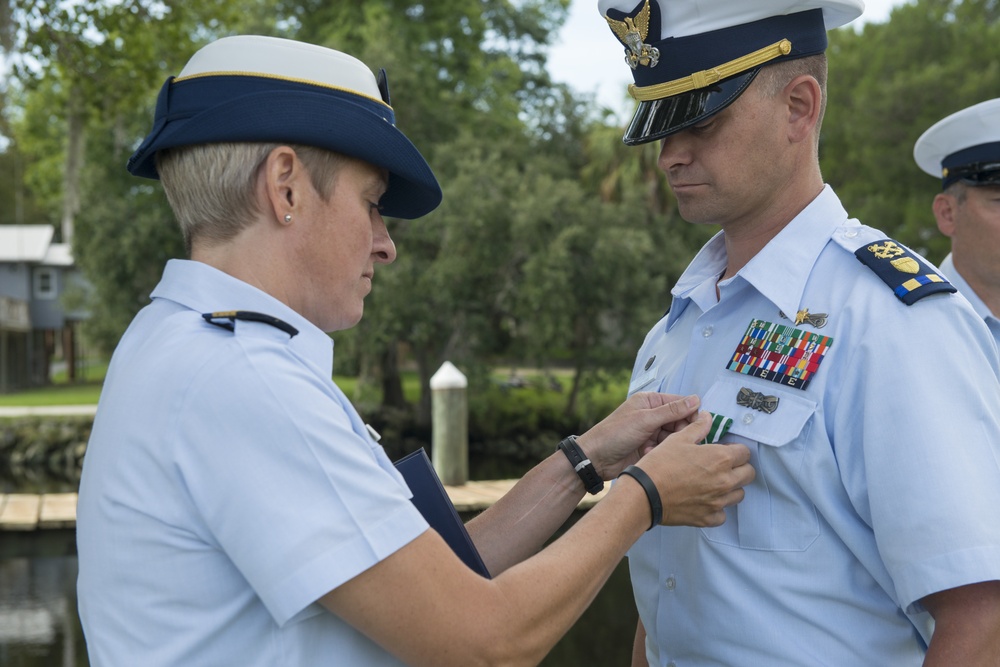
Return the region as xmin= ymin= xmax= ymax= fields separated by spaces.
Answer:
xmin=629 ymin=38 xmax=792 ymax=101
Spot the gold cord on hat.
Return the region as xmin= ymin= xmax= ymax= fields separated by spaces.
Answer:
xmin=629 ymin=38 xmax=792 ymax=101
xmin=173 ymin=70 xmax=393 ymax=110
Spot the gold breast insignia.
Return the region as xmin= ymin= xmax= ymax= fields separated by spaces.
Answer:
xmin=778 ymin=309 xmax=828 ymax=328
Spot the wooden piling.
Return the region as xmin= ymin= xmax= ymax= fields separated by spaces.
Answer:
xmin=430 ymin=361 xmax=468 ymax=486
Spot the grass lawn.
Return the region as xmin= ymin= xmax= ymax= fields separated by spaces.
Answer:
xmin=0 ymin=360 xmax=108 ymax=406
xmin=0 ymin=382 xmax=105 ymax=407
xmin=0 ymin=363 xmax=617 ymax=409
xmin=0 ymin=363 xmax=423 ymax=407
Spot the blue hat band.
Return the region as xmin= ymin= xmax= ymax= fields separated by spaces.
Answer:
xmin=942 ymin=142 xmax=1000 ymax=187
xmin=941 ymin=146 xmax=1000 ymax=188
xmin=128 ymin=75 xmax=396 ymax=177
xmin=167 ymin=75 xmax=393 ymax=126
xmin=628 ymin=9 xmax=827 ymax=90
xmin=126 ymin=74 xmax=441 ymax=219
xmin=942 ymin=142 xmax=1000 ymax=171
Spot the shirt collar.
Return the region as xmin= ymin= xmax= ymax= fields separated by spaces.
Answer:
xmin=150 ymin=259 xmax=335 ymax=373
xmin=667 ymin=185 xmax=849 ymax=328
xmin=939 ymin=252 xmax=999 ymax=323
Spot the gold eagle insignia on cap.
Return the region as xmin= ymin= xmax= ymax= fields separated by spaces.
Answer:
xmin=605 ymin=0 xmax=660 ymax=69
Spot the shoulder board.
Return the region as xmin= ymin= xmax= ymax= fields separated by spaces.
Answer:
xmin=852 ymin=238 xmax=956 ymax=305
xmin=202 ymin=310 xmax=299 ymax=337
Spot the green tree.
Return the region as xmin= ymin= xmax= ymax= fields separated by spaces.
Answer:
xmin=3 ymin=0 xmax=715 ymax=420
xmin=823 ymin=0 xmax=1000 ymax=262
xmin=288 ymin=0 xmax=586 ymax=418
xmin=4 ymin=0 xmax=282 ymax=348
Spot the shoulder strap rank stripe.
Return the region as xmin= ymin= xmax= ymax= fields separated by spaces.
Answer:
xmin=853 ymin=239 xmax=956 ymax=305
xmin=202 ymin=310 xmax=299 ymax=337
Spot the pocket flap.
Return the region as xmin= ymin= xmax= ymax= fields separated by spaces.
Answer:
xmin=702 ymin=375 xmax=816 ymax=447
xmin=627 ymin=369 xmax=657 ymax=397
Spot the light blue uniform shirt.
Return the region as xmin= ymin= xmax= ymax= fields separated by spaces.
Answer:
xmin=627 ymin=187 xmax=1000 ymax=666
xmin=938 ymin=252 xmax=1000 ymax=346
xmin=77 ymin=259 xmax=428 ymax=666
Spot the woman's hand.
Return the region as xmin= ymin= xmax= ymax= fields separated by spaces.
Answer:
xmin=575 ymin=392 xmax=701 ymax=481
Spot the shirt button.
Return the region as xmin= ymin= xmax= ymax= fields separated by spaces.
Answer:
xmin=742 ymin=413 xmax=754 ymax=425
xmin=702 ymin=326 xmax=714 ymax=338
xmin=665 ymin=576 xmax=676 ymax=590
xmin=844 ymin=229 xmax=859 ymax=239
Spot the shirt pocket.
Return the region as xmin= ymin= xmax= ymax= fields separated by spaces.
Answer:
xmin=699 ymin=374 xmax=820 ymax=552
xmin=627 ymin=369 xmax=658 ymax=397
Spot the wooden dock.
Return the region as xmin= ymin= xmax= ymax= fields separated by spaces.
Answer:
xmin=1 ymin=483 xmax=607 ymax=531
xmin=0 ymin=493 xmax=78 ymax=531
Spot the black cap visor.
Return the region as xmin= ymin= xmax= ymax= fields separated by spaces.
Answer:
xmin=623 ymin=69 xmax=759 ymax=146
xmin=955 ymin=163 xmax=1000 ymax=187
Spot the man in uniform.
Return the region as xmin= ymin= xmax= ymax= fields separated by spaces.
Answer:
xmin=914 ymin=98 xmax=1000 ymax=344
xmin=597 ymin=0 xmax=1000 ymax=664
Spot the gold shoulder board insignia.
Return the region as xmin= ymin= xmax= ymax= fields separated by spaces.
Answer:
xmin=853 ymin=239 xmax=956 ymax=306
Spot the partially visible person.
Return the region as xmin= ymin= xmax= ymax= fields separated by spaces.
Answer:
xmin=594 ymin=0 xmax=1000 ymax=665
xmin=915 ymin=98 xmax=1000 ymax=344
xmin=75 ymin=35 xmax=756 ymax=667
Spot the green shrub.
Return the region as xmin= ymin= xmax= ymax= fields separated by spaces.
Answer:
xmin=0 ymin=373 xmax=631 ymax=489
xmin=0 ymin=417 xmax=91 ymax=492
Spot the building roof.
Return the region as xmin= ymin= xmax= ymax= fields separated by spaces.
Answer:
xmin=0 ymin=225 xmax=64 ymax=263
xmin=42 ymin=243 xmax=74 ymax=267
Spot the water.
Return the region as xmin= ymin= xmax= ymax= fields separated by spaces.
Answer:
xmin=0 ymin=538 xmax=86 ymax=667
xmin=0 ymin=521 xmax=636 ymax=666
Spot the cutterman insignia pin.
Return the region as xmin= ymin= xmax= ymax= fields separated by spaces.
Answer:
xmin=780 ymin=309 xmax=828 ymax=328
xmin=604 ymin=0 xmax=660 ymax=69
xmin=795 ymin=309 xmax=828 ymax=328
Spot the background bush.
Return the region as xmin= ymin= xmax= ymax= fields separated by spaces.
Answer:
xmin=0 ymin=417 xmax=91 ymax=492
xmin=0 ymin=376 xmax=628 ymax=492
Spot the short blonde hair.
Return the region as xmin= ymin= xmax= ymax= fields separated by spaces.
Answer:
xmin=156 ymin=143 xmax=346 ymax=253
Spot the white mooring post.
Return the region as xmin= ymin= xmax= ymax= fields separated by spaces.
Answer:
xmin=430 ymin=361 xmax=468 ymax=486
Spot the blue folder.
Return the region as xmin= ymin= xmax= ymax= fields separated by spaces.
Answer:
xmin=394 ymin=448 xmax=491 ymax=578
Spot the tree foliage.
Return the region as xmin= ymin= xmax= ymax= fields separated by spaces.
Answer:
xmin=822 ymin=0 xmax=1000 ymax=262
xmin=4 ymin=0 xmax=278 ymax=348
xmin=5 ymin=0 xmax=996 ymax=417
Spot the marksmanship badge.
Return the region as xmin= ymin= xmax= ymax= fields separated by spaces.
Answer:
xmin=736 ymin=387 xmax=780 ymax=414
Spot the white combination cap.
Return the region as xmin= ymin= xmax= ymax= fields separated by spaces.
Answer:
xmin=597 ymin=0 xmax=865 ymax=145
xmin=913 ymin=98 xmax=1000 ymax=188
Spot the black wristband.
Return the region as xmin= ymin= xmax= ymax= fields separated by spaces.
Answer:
xmin=618 ymin=465 xmax=662 ymax=531
xmin=557 ymin=435 xmax=604 ymax=495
